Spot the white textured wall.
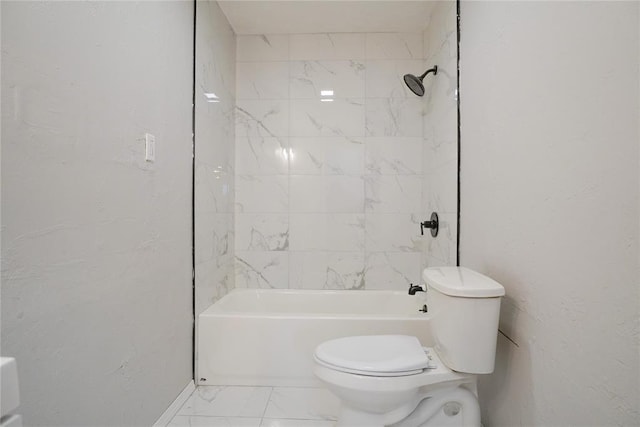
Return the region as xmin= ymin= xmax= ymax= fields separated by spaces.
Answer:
xmin=1 ymin=2 xmax=194 ymax=425
xmin=459 ymin=2 xmax=640 ymax=425
xmin=194 ymin=0 xmax=236 ymax=315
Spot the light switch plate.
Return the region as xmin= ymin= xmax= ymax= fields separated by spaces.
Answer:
xmin=145 ymin=133 xmax=155 ymax=162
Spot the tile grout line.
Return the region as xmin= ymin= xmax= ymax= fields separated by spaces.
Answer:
xmin=363 ymin=33 xmax=369 ymax=290
xmin=259 ymin=386 xmax=276 ymax=425
xmin=286 ymin=33 xmax=292 ymax=291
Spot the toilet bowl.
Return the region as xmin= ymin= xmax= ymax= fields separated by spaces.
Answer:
xmin=313 ymin=267 xmax=505 ymax=427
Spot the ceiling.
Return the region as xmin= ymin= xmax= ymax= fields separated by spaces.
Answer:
xmin=218 ymin=1 xmax=437 ymax=35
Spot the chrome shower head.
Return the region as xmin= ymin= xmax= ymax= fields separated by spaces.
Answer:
xmin=403 ymin=65 xmax=438 ymax=97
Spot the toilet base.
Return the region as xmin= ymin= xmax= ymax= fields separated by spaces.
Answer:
xmin=337 ymin=396 xmax=421 ymax=427
xmin=335 ymin=386 xmax=481 ymax=427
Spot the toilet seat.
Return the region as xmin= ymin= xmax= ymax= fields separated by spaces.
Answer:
xmin=314 ymin=358 xmax=425 ymax=377
xmin=313 ymin=351 xmax=472 ymax=394
xmin=314 ymin=335 xmax=430 ymax=377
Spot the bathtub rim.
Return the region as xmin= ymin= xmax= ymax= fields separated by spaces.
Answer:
xmin=200 ymin=288 xmax=431 ymax=319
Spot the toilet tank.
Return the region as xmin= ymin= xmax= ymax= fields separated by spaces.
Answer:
xmin=423 ymin=267 xmax=505 ymax=374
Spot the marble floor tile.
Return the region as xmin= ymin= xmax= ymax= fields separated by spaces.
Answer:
xmin=262 ymin=387 xmax=339 ymax=421
xmin=177 ymin=386 xmax=273 ymax=418
xmin=169 ymin=416 xmax=262 ymax=427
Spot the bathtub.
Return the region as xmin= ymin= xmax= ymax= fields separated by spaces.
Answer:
xmin=197 ymin=288 xmax=432 ymax=387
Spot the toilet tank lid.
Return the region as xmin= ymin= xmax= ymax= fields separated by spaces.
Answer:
xmin=423 ymin=267 xmax=505 ymax=298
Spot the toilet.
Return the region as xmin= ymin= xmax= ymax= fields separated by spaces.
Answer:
xmin=313 ymin=267 xmax=505 ymax=427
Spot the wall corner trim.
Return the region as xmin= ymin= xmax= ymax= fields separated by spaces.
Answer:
xmin=153 ymin=380 xmax=196 ymax=427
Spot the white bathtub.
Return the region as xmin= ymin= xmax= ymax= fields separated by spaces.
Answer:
xmin=197 ymin=288 xmax=432 ymax=387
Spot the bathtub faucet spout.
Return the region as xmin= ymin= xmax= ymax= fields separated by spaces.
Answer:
xmin=408 ymin=284 xmax=425 ymax=295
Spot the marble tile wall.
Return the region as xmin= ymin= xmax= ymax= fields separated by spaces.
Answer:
xmin=194 ymin=0 xmax=237 ymax=314
xmin=234 ymin=31 xmax=453 ymax=291
xmin=422 ymin=1 xmax=459 ymax=267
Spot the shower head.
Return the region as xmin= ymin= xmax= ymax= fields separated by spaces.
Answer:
xmin=403 ymin=65 xmax=438 ymax=97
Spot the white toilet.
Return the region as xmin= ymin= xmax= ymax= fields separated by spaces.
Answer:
xmin=313 ymin=267 xmax=505 ymax=427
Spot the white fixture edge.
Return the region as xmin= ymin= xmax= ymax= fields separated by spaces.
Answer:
xmin=152 ymin=380 xmax=195 ymax=427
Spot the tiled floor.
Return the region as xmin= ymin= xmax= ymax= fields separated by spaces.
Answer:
xmin=168 ymin=386 xmax=339 ymax=427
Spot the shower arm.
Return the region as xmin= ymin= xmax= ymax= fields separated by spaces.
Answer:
xmin=419 ymin=66 xmax=438 ymax=79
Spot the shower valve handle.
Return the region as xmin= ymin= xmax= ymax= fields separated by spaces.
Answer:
xmin=420 ymin=212 xmax=439 ymax=237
